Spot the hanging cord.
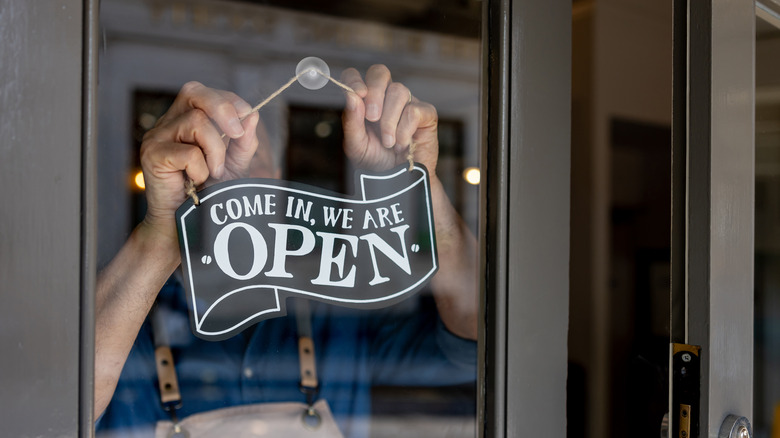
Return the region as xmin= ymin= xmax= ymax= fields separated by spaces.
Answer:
xmin=406 ymin=141 xmax=416 ymax=172
xmin=183 ymin=67 xmax=416 ymax=206
xmin=184 ymin=179 xmax=200 ymax=206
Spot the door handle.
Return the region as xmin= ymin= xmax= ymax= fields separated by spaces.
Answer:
xmin=718 ymin=415 xmax=751 ymax=438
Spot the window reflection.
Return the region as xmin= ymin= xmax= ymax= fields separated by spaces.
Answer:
xmin=754 ymin=14 xmax=780 ymax=438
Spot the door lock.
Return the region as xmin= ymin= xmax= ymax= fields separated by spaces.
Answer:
xmin=671 ymin=344 xmax=700 ymax=438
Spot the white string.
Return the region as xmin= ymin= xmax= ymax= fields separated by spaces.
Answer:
xmin=187 ymin=67 xmax=416 ymax=206
xmin=220 ymin=68 xmax=354 ymax=138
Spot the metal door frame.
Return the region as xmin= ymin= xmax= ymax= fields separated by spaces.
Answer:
xmin=81 ymin=0 xmax=99 ymax=433
xmin=479 ymin=0 xmax=571 ymax=436
xmin=671 ymin=0 xmax=755 ymax=435
xmin=0 ymin=0 xmax=98 ymax=435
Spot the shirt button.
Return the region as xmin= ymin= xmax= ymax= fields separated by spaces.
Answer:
xmin=243 ymin=367 xmax=254 ymax=379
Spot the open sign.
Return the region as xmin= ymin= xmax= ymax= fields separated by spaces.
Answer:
xmin=176 ymin=164 xmax=438 ymax=341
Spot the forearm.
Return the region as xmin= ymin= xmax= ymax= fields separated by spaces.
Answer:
xmin=429 ymin=176 xmax=479 ymax=340
xmin=93 ymin=222 xmax=180 ymax=418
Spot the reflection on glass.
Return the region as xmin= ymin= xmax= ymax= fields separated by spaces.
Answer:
xmin=755 ymin=14 xmax=780 ymax=438
xmin=95 ymin=0 xmax=481 ymax=437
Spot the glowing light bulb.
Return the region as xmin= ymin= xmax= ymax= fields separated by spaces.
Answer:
xmin=463 ymin=167 xmax=480 ymax=185
xmin=296 ymin=56 xmax=330 ymax=90
xmin=134 ymin=170 xmax=145 ymax=190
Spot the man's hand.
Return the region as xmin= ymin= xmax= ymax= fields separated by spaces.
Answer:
xmin=341 ymin=65 xmax=439 ymax=173
xmin=341 ymin=65 xmax=477 ymax=340
xmin=139 ymin=81 xmax=262 ymax=242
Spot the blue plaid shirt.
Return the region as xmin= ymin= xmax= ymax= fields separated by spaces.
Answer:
xmin=96 ymin=278 xmax=476 ymax=437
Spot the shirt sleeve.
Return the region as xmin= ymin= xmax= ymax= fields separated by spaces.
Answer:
xmin=366 ymin=292 xmax=477 ymax=386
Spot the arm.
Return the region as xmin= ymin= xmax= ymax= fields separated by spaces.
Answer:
xmin=93 ymin=221 xmax=180 ymax=418
xmin=94 ymin=82 xmax=263 ymax=418
xmin=340 ymin=65 xmax=478 ymax=340
xmin=427 ymin=178 xmax=479 ymax=340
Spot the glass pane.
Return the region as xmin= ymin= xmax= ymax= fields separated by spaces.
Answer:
xmin=569 ymin=1 xmax=673 ymax=436
xmin=94 ymin=0 xmax=481 ymax=437
xmin=754 ymin=12 xmax=780 ymax=438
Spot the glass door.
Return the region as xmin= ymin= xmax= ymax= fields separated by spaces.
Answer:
xmin=753 ymin=4 xmax=780 ymax=437
xmin=95 ymin=1 xmax=482 ymax=436
xmin=91 ymin=0 xmax=572 ymax=437
xmin=0 ymin=1 xmax=572 ymax=436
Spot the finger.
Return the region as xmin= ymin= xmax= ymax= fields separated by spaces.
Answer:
xmin=224 ymin=112 xmax=261 ymax=178
xmin=141 ymin=141 xmax=211 ymax=186
xmin=220 ymin=90 xmax=253 ymax=119
xmin=378 ymin=82 xmax=411 ymax=148
xmin=341 ymin=91 xmax=370 ymax=164
xmin=395 ymin=101 xmax=438 ymax=148
xmin=364 ymin=64 xmax=392 ymax=122
xmin=339 ymin=67 xmax=370 ymax=160
xmin=340 ymin=68 xmax=368 ymax=98
xmin=167 ymin=108 xmax=229 ymax=179
xmin=160 ymin=81 xmax=246 ymax=139
xmin=247 ymin=118 xmax=278 ymax=179
xmin=252 ymin=118 xmax=278 ymax=177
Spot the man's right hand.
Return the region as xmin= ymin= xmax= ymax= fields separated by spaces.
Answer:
xmin=139 ymin=81 xmax=261 ymax=244
xmin=94 ymin=82 xmax=266 ymax=418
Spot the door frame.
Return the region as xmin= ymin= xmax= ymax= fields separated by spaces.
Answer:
xmin=480 ymin=0 xmax=571 ymax=436
xmin=0 ymin=0 xmax=99 ymax=435
xmin=671 ymin=0 xmax=755 ymax=435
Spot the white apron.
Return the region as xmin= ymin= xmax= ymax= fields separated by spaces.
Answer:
xmin=154 ymin=399 xmax=344 ymax=438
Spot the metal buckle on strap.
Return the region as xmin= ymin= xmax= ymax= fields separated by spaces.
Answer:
xmin=155 ymin=345 xmax=188 ymax=437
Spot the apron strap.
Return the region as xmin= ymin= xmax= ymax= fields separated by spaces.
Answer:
xmin=295 ymin=300 xmax=319 ymax=404
xmin=150 ymin=298 xmax=320 ymax=411
xmin=151 ymin=302 xmax=183 ymax=410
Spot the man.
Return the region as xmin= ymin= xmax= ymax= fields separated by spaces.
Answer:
xmin=95 ymin=65 xmax=478 ymax=437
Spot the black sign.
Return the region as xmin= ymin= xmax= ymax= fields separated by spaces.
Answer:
xmin=176 ymin=164 xmax=438 ymax=340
